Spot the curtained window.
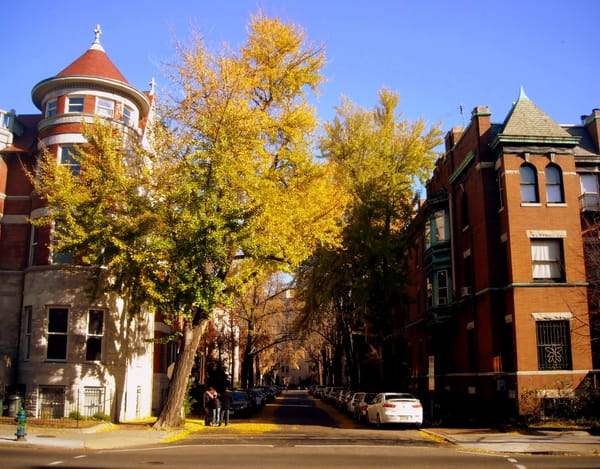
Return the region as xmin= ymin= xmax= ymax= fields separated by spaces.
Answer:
xmin=531 ymin=238 xmax=564 ymax=281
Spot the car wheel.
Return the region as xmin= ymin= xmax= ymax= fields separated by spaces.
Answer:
xmin=376 ymin=414 xmax=382 ymax=428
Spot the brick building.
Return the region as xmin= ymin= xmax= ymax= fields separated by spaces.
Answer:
xmin=0 ymin=27 xmax=172 ymax=421
xmin=405 ymin=89 xmax=598 ymax=422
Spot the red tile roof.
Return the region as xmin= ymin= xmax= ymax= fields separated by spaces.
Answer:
xmin=57 ymin=48 xmax=129 ymax=84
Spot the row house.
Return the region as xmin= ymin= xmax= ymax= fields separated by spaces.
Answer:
xmin=405 ymin=89 xmax=598 ymax=422
xmin=0 ymin=27 xmax=172 ymax=421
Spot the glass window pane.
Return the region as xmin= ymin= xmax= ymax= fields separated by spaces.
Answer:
xmin=47 ymin=335 xmax=67 ymax=360
xmin=433 ymin=210 xmax=446 ymax=242
xmin=88 ymin=310 xmax=104 ymax=335
xmin=48 ymin=308 xmax=68 ymax=332
xmin=580 ymin=174 xmax=598 ymax=194
xmin=547 ymin=185 xmax=563 ymax=203
xmin=86 ymin=337 xmax=102 ymax=361
xmin=520 ymin=165 xmax=538 ymax=202
xmin=68 ymin=97 xmax=84 ymax=112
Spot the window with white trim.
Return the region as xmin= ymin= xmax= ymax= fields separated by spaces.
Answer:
xmin=67 ymin=96 xmax=85 ymax=113
xmin=47 ymin=307 xmax=68 ymax=360
xmin=122 ymin=105 xmax=133 ymax=126
xmin=520 ymin=163 xmax=539 ymax=203
xmin=545 ymin=164 xmax=564 ymax=203
xmin=531 ymin=238 xmax=564 ymax=281
xmin=86 ymin=309 xmax=104 ymax=361
xmin=60 ymin=146 xmax=80 ymax=176
xmin=96 ymin=98 xmax=114 ymax=118
xmin=46 ymin=99 xmax=57 ymax=117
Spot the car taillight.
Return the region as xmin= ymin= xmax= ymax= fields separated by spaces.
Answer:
xmin=412 ymin=403 xmax=422 ymax=408
xmin=383 ymin=403 xmax=395 ymax=408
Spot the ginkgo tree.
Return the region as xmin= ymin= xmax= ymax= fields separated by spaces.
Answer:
xmin=31 ymin=12 xmax=347 ymax=429
xmin=296 ymin=89 xmax=443 ymax=389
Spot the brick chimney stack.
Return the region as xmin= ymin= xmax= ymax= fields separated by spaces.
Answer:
xmin=583 ymin=109 xmax=600 ymax=153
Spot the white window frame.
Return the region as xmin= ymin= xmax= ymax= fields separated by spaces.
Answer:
xmin=96 ymin=98 xmax=114 ymax=118
xmin=86 ymin=309 xmax=104 ymax=361
xmin=59 ymin=145 xmax=81 ymax=176
xmin=122 ymin=105 xmax=133 ymax=126
xmin=46 ymin=99 xmax=57 ymax=117
xmin=520 ymin=164 xmax=539 ymax=203
xmin=545 ymin=164 xmax=564 ymax=204
xmin=67 ymin=96 xmax=85 ymax=113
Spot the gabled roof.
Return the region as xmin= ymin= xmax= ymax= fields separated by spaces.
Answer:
xmin=56 ymin=25 xmax=128 ymax=84
xmin=502 ymin=87 xmax=572 ymax=138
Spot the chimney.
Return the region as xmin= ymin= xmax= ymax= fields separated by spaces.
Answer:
xmin=583 ymin=109 xmax=600 ymax=153
xmin=445 ymin=126 xmax=464 ymax=152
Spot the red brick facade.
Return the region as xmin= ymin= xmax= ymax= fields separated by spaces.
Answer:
xmin=405 ymin=92 xmax=598 ymax=422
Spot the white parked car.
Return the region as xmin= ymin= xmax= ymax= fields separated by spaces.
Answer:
xmin=366 ymin=392 xmax=423 ymax=428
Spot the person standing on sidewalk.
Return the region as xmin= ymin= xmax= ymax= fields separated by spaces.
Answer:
xmin=220 ymin=387 xmax=232 ymax=427
xmin=203 ymin=387 xmax=216 ymax=426
xmin=212 ymin=388 xmax=221 ymax=426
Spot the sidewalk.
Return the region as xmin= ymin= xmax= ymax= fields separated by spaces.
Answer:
xmin=0 ymin=421 xmax=599 ymax=455
xmin=421 ymin=426 xmax=600 ymax=455
xmin=0 ymin=422 xmax=187 ymax=450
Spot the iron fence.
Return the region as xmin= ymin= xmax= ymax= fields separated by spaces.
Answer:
xmin=2 ymin=387 xmax=114 ymax=428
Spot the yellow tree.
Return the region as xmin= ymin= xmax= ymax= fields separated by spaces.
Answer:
xmin=297 ymin=89 xmax=443 ymax=388
xmin=32 ymin=12 xmax=347 ymax=429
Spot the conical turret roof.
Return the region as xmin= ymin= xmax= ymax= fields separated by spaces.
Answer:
xmin=502 ymin=87 xmax=572 ymax=138
xmin=56 ymin=25 xmax=128 ymax=83
xmin=31 ymin=25 xmax=150 ymax=114
xmin=55 ymin=47 xmax=128 ymax=83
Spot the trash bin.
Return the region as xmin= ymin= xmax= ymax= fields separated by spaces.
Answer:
xmin=8 ymin=395 xmax=21 ymax=417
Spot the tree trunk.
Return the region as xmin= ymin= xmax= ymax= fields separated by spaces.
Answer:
xmin=153 ymin=319 xmax=206 ymax=429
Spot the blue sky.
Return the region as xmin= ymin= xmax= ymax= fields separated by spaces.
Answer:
xmin=2 ymin=0 xmax=598 ymax=134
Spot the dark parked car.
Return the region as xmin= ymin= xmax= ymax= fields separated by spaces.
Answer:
xmin=230 ymin=390 xmax=252 ymax=417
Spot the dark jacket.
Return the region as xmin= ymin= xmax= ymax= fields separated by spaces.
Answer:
xmin=221 ymin=390 xmax=232 ymax=410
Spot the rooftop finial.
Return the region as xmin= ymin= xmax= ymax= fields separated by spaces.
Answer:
xmin=518 ymin=86 xmax=529 ymax=101
xmin=94 ymin=24 xmax=102 ymax=43
xmin=91 ymin=24 xmax=105 ymax=51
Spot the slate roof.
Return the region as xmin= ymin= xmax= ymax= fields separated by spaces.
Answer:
xmin=502 ymin=88 xmax=572 ymax=139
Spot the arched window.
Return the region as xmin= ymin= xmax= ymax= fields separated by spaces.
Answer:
xmin=545 ymin=164 xmax=564 ymax=203
xmin=520 ymin=164 xmax=539 ymax=203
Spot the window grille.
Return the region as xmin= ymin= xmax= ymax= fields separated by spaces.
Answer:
xmin=536 ymin=320 xmax=572 ymax=370
xmin=84 ymin=387 xmax=105 ymax=417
